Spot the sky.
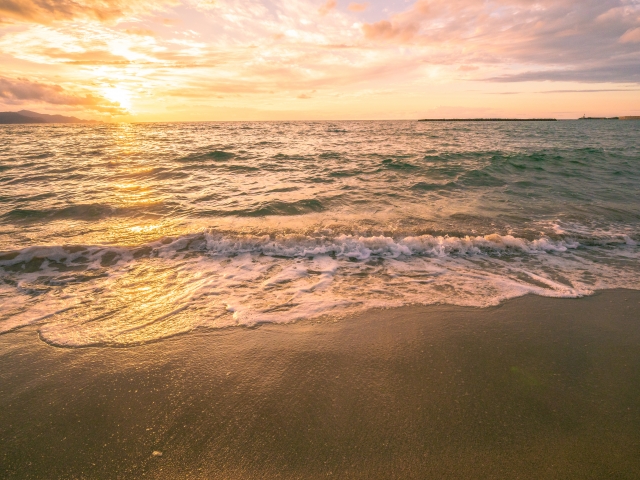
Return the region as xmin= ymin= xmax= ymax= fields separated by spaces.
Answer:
xmin=0 ymin=0 xmax=639 ymax=121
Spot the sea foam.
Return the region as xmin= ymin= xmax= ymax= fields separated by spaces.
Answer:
xmin=1 ymin=230 xmax=638 ymax=347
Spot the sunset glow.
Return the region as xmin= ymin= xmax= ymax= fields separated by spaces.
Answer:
xmin=1 ymin=0 xmax=639 ymax=120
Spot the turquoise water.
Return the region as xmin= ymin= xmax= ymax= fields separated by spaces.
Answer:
xmin=1 ymin=121 xmax=639 ymax=346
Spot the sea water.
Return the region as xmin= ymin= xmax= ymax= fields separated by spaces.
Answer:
xmin=1 ymin=120 xmax=639 ymax=346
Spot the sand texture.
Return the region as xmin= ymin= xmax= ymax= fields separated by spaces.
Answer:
xmin=1 ymin=290 xmax=640 ymax=479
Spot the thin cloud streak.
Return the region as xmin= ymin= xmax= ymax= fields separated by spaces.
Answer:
xmin=538 ymin=88 xmax=640 ymax=93
xmin=487 ymin=63 xmax=640 ymax=83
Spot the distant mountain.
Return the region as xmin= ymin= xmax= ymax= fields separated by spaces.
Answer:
xmin=0 ymin=112 xmax=45 ymax=124
xmin=0 ymin=110 xmax=98 ymax=124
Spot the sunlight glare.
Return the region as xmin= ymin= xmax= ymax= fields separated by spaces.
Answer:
xmin=102 ymin=86 xmax=133 ymax=111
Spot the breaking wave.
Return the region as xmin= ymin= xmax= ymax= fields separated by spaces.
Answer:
xmin=1 ymin=230 xmax=638 ymax=347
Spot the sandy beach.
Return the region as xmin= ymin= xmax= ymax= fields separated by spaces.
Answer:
xmin=1 ymin=289 xmax=639 ymax=479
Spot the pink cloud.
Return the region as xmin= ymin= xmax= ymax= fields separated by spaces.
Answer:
xmin=363 ymin=20 xmax=418 ymax=42
xmin=318 ymin=0 xmax=336 ymax=16
xmin=348 ymin=2 xmax=368 ymax=12
xmin=360 ymin=0 xmax=640 ymax=82
xmin=620 ymin=27 xmax=640 ymax=43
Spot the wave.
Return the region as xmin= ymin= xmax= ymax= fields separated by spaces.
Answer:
xmin=199 ymin=232 xmax=581 ymax=258
xmin=0 ymin=230 xmax=629 ymax=273
xmin=200 ymin=199 xmax=325 ymax=217
xmin=410 ymin=181 xmax=457 ymax=191
xmin=419 ymin=148 xmax=616 ymax=165
xmin=381 ymin=159 xmax=419 ymax=170
xmin=2 ymin=202 xmax=169 ymax=222
xmin=1 ymin=230 xmax=638 ymax=347
xmin=459 ymin=169 xmax=507 ymax=187
xmin=329 ymin=169 xmax=364 ymax=178
xmin=178 ymin=150 xmax=235 ymax=162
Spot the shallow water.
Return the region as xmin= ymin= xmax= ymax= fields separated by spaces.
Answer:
xmin=1 ymin=120 xmax=639 ymax=346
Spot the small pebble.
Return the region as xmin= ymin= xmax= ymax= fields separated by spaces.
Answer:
xmin=152 ymin=451 xmax=163 ymax=457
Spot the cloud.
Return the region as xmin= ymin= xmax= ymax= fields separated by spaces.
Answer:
xmin=620 ymin=27 xmax=640 ymax=43
xmin=124 ymin=27 xmax=157 ymax=37
xmin=488 ymin=87 xmax=640 ymax=95
xmin=0 ymin=0 xmax=176 ymax=24
xmin=192 ymin=0 xmax=217 ymax=11
xmin=421 ymin=105 xmax=503 ymax=118
xmin=318 ymin=0 xmax=336 ymax=16
xmin=488 ymin=62 xmax=640 ymax=84
xmin=0 ymin=76 xmax=125 ymax=113
xmin=361 ymin=0 xmax=640 ymax=83
xmin=538 ymin=88 xmax=640 ymax=93
xmin=362 ymin=20 xmax=419 ymax=42
xmin=166 ymin=81 xmax=267 ymax=96
xmin=348 ymin=2 xmax=368 ymax=12
xmin=0 ymin=23 xmax=163 ymax=65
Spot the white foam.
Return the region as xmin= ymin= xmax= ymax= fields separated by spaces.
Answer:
xmin=1 ymin=231 xmax=638 ymax=347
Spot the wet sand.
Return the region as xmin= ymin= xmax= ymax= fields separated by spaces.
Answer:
xmin=1 ymin=289 xmax=640 ymax=479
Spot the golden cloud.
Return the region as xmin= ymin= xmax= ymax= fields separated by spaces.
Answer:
xmin=0 ymin=0 xmax=177 ymax=24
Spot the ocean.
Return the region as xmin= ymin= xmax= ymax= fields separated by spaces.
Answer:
xmin=1 ymin=120 xmax=639 ymax=347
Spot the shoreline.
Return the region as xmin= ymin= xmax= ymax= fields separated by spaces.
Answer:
xmin=2 ymin=289 xmax=640 ymax=478
xmin=21 ymin=287 xmax=639 ymax=350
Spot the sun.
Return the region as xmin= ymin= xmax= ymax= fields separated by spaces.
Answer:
xmin=102 ymin=86 xmax=133 ymax=111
